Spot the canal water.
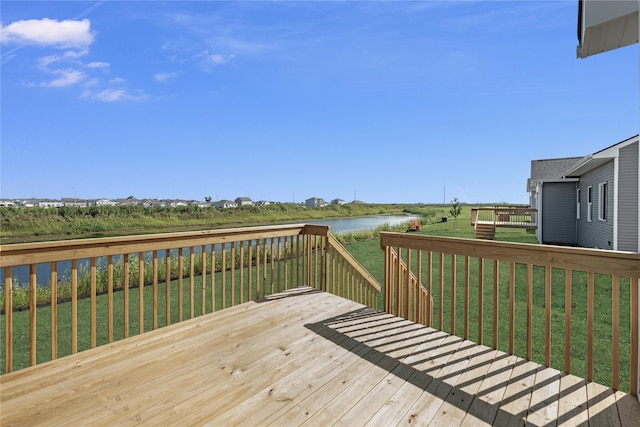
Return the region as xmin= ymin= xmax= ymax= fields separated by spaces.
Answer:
xmin=299 ymin=214 xmax=418 ymax=234
xmin=2 ymin=214 xmax=418 ymax=286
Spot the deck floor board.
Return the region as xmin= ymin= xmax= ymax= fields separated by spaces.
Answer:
xmin=1 ymin=287 xmax=638 ymax=426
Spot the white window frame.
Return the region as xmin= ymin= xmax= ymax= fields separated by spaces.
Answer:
xmin=598 ymin=182 xmax=607 ymax=221
xmin=576 ymin=188 xmax=581 ymax=220
xmin=587 ymin=186 xmax=592 ymax=222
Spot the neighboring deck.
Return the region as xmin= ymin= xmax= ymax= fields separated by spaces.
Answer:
xmin=2 ymin=288 xmax=639 ymax=426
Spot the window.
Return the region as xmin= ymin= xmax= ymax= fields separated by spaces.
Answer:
xmin=598 ymin=182 xmax=608 ymax=221
xmin=576 ymin=188 xmax=581 ymax=220
xmin=587 ymin=186 xmax=592 ymax=222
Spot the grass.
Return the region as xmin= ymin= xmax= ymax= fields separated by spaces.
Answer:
xmin=341 ymin=208 xmax=631 ymax=391
xmin=1 ymin=206 xmax=632 ymax=392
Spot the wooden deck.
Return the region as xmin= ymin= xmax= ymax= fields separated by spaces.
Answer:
xmin=2 ymin=287 xmax=639 ymax=426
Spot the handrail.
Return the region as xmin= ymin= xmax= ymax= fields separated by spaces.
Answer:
xmin=0 ymin=224 xmax=381 ymax=374
xmin=380 ymin=232 xmax=639 ymax=395
xmin=470 ymin=206 xmax=537 ymax=228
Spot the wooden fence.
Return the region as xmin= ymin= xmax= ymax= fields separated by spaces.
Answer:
xmin=0 ymin=224 xmax=380 ymax=374
xmin=380 ymin=232 xmax=639 ymax=395
xmin=471 ymin=206 xmax=538 ymax=228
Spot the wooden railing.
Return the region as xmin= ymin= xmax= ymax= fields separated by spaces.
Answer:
xmin=471 ymin=206 xmax=538 ymax=228
xmin=381 ymin=232 xmax=639 ymax=395
xmin=0 ymin=224 xmax=381 ymax=374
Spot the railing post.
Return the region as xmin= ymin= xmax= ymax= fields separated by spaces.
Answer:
xmin=632 ymin=276 xmax=639 ymax=398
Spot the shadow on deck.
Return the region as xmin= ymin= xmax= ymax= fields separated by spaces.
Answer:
xmin=2 ymin=287 xmax=638 ymax=426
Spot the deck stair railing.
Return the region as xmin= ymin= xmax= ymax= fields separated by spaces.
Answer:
xmin=471 ymin=206 xmax=538 ymax=239
xmin=380 ymin=231 xmax=639 ymax=396
xmin=0 ymin=224 xmax=380 ymax=374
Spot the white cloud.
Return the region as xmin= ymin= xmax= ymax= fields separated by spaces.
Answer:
xmin=86 ymin=61 xmax=109 ymax=69
xmin=42 ymin=69 xmax=85 ymax=87
xmin=154 ymin=71 xmax=178 ymax=83
xmin=1 ymin=18 xmax=94 ymax=49
xmin=194 ymin=51 xmax=235 ymax=69
xmin=212 ymin=54 xmax=233 ymax=64
xmin=82 ymin=88 xmax=148 ymax=103
xmin=93 ymin=88 xmax=126 ymax=102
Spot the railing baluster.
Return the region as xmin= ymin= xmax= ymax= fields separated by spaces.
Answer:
xmin=545 ymin=266 xmax=551 ymax=367
xmin=211 ymin=246 xmax=216 ymax=311
xmin=123 ymin=255 xmax=130 ymax=338
xmin=271 ymin=237 xmax=278 ymax=292
xmin=493 ymin=259 xmax=498 ymax=350
xmin=478 ymin=258 xmax=484 ymax=345
xmin=263 ymin=238 xmax=268 ymax=297
xmin=612 ymin=274 xmax=619 ymax=390
xmin=451 ymin=254 xmax=457 ymax=336
xmin=526 ymin=263 xmax=532 ymax=360
xmin=255 ymin=240 xmax=261 ymax=298
xmin=239 ymin=242 xmax=244 ymax=303
xmin=153 ymin=251 xmax=158 ymax=329
xmin=395 ymin=247 xmax=401 ymax=317
xmin=564 ymin=269 xmax=571 ymax=374
xmin=405 ymin=248 xmax=411 ymax=321
xmin=201 ymin=245 xmax=206 ymax=313
xmin=91 ymin=257 xmax=97 ymax=348
xmin=51 ymin=262 xmax=57 ymax=360
xmin=464 ymin=256 xmax=470 ymax=340
xmin=383 ymin=246 xmax=390 ymax=313
xmin=190 ymin=246 xmax=195 ymax=318
xmin=416 ymin=251 xmax=423 ymax=325
xmin=4 ymin=267 xmax=12 ymax=373
xmin=108 ymin=256 xmax=114 ymax=342
xmin=221 ymin=245 xmax=226 ymax=308
xmin=178 ymin=248 xmax=184 ymax=321
xmin=29 ymin=264 xmax=36 ymax=366
xmin=139 ymin=252 xmax=145 ymax=332
xmin=230 ymin=243 xmax=235 ymax=307
xmin=72 ymin=259 xmax=79 ymax=351
xmin=587 ymin=271 xmax=594 ymax=382
xmin=508 ymin=261 xmax=515 ymax=355
xmin=439 ymin=252 xmax=444 ymax=330
xmin=165 ymin=249 xmax=171 ymax=325
xmin=247 ymin=242 xmax=253 ymax=301
xmin=427 ymin=251 xmax=432 ymax=327
xmin=270 ymin=238 xmax=275 ymax=294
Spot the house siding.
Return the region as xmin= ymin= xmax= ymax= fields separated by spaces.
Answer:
xmin=541 ymin=182 xmax=577 ymax=245
xmin=577 ymin=160 xmax=614 ymax=249
xmin=617 ymin=141 xmax=639 ymax=252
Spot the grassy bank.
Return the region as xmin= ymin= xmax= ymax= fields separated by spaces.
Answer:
xmin=0 ymin=203 xmax=413 ymax=243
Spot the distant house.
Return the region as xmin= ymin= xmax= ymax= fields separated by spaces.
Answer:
xmin=0 ymin=199 xmax=15 ymax=207
xmin=331 ymin=198 xmax=345 ymax=205
xmin=62 ymin=198 xmax=88 ymax=208
xmin=235 ymin=197 xmax=253 ymax=206
xmin=305 ymin=197 xmax=328 ymax=208
xmin=38 ymin=199 xmax=64 ymax=208
xmin=255 ymin=200 xmax=271 ymax=206
xmin=213 ymin=200 xmax=238 ymax=209
xmin=93 ymin=198 xmax=118 ymax=206
xmin=528 ymin=135 xmax=639 ymax=252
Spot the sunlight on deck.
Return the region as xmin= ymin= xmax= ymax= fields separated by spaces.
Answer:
xmin=2 ymin=287 xmax=639 ymax=426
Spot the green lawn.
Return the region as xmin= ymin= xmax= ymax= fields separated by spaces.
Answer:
xmin=1 ymin=209 xmax=632 ymax=392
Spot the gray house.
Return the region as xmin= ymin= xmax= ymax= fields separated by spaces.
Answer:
xmin=528 ymin=135 xmax=639 ymax=252
xmin=305 ymin=197 xmax=328 ymax=208
xmin=235 ymin=197 xmax=253 ymax=206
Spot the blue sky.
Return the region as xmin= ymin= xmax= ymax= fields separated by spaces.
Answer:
xmin=1 ymin=1 xmax=638 ymax=204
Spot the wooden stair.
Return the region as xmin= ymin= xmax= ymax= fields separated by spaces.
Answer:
xmin=474 ymin=222 xmax=496 ymax=240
